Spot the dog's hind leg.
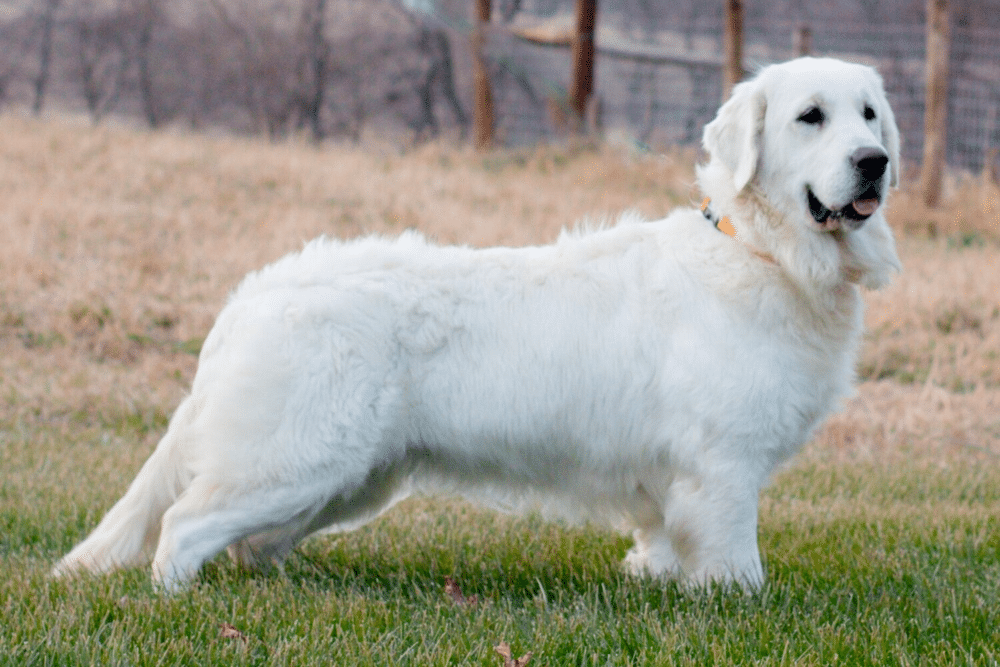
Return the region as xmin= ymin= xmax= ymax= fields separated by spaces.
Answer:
xmin=222 ymin=451 xmax=414 ymax=574
xmin=151 ymin=475 xmax=339 ymax=592
xmin=153 ymin=456 xmax=412 ymax=592
xmin=226 ymin=526 xmax=301 ymax=573
xmin=623 ymin=482 xmax=684 ymax=579
xmin=624 ymin=527 xmax=684 ymax=579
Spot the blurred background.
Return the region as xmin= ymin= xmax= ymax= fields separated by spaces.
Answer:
xmin=0 ymin=0 xmax=997 ymax=180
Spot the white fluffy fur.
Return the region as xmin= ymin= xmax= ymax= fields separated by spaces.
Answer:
xmin=54 ymin=57 xmax=901 ymax=592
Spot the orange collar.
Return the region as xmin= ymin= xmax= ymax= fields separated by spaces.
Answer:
xmin=700 ymin=198 xmax=778 ymax=266
xmin=701 ymin=197 xmax=737 ymax=237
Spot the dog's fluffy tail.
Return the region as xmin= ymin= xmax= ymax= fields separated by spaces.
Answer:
xmin=52 ymin=429 xmax=186 ymax=578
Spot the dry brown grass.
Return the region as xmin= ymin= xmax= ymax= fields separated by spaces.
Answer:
xmin=1 ymin=112 xmax=997 ymax=465
xmin=820 ymin=182 xmax=1000 ymax=465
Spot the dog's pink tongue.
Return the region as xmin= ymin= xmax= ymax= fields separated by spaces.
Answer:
xmin=851 ymin=199 xmax=880 ymax=217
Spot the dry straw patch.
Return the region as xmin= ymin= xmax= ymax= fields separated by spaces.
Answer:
xmin=1 ymin=112 xmax=997 ymax=465
xmin=814 ymin=188 xmax=1000 ymax=465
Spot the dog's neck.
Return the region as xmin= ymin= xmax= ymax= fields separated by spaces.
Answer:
xmin=696 ymin=161 xmax=863 ymax=296
xmin=700 ymin=197 xmax=778 ymax=266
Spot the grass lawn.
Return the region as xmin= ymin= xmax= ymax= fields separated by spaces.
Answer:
xmin=2 ymin=113 xmax=1000 ymax=665
xmin=3 ymin=419 xmax=1000 ymax=665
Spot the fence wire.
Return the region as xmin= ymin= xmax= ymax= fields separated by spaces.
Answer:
xmin=486 ymin=18 xmax=1000 ymax=175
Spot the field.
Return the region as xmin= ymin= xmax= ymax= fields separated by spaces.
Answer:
xmin=2 ymin=113 xmax=1000 ymax=665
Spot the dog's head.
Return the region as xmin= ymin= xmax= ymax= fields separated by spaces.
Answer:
xmin=698 ymin=57 xmax=902 ymax=290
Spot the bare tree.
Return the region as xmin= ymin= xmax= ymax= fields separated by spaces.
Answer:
xmin=391 ymin=3 xmax=468 ymax=141
xmin=0 ymin=16 xmax=34 ymax=108
xmin=297 ymin=0 xmax=328 ymax=141
xmin=205 ymin=0 xmax=437 ymax=141
xmin=32 ymin=0 xmax=63 ymax=115
xmin=0 ymin=0 xmax=477 ymax=142
xmin=413 ymin=25 xmax=468 ymax=138
xmin=329 ymin=29 xmax=404 ymax=142
xmin=167 ymin=11 xmax=242 ymax=130
xmin=208 ymin=0 xmax=303 ymax=137
xmin=130 ymin=0 xmax=166 ymax=126
xmin=70 ymin=0 xmax=130 ymax=122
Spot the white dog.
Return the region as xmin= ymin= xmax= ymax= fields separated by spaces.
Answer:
xmin=54 ymin=57 xmax=901 ymax=592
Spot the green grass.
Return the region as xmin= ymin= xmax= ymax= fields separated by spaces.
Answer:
xmin=3 ymin=420 xmax=1000 ymax=665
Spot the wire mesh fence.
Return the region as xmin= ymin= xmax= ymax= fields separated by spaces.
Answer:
xmin=486 ymin=17 xmax=1000 ymax=175
xmin=1 ymin=0 xmax=997 ymax=177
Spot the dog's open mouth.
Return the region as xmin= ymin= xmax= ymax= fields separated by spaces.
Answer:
xmin=806 ymin=186 xmax=880 ymax=230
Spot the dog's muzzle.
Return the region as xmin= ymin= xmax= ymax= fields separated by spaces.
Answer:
xmin=807 ymin=146 xmax=888 ymax=231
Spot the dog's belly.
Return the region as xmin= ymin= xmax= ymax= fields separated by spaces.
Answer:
xmin=393 ymin=435 xmax=670 ymax=527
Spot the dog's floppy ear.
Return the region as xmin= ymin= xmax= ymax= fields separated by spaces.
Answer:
xmin=873 ymin=74 xmax=901 ymax=188
xmin=702 ymin=77 xmax=767 ymax=193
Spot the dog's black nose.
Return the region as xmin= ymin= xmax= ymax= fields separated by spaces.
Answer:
xmin=851 ymin=146 xmax=889 ymax=179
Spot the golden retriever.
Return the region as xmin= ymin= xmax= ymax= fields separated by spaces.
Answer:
xmin=54 ymin=57 xmax=901 ymax=591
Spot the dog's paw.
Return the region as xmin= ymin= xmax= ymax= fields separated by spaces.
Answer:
xmin=622 ymin=546 xmax=650 ymax=577
xmin=623 ymin=546 xmax=681 ymax=579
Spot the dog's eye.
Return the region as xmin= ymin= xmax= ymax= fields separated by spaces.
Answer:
xmin=797 ymin=107 xmax=825 ymax=126
xmin=863 ymin=105 xmax=877 ymax=121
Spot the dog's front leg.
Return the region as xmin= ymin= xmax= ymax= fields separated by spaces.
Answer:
xmin=671 ymin=470 xmax=765 ymax=589
xmin=629 ymin=470 xmax=765 ymax=590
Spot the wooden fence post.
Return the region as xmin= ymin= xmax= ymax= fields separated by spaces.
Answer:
xmin=920 ymin=0 xmax=950 ymax=208
xmin=794 ymin=24 xmax=812 ymax=57
xmin=472 ymin=0 xmax=494 ymax=150
xmin=569 ymin=0 xmax=597 ymax=132
xmin=722 ymin=0 xmax=743 ymax=100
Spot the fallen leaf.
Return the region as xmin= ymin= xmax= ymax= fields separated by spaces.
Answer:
xmin=219 ymin=622 xmax=249 ymax=646
xmin=494 ymin=640 xmax=533 ymax=667
xmin=444 ymin=576 xmax=479 ymax=606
